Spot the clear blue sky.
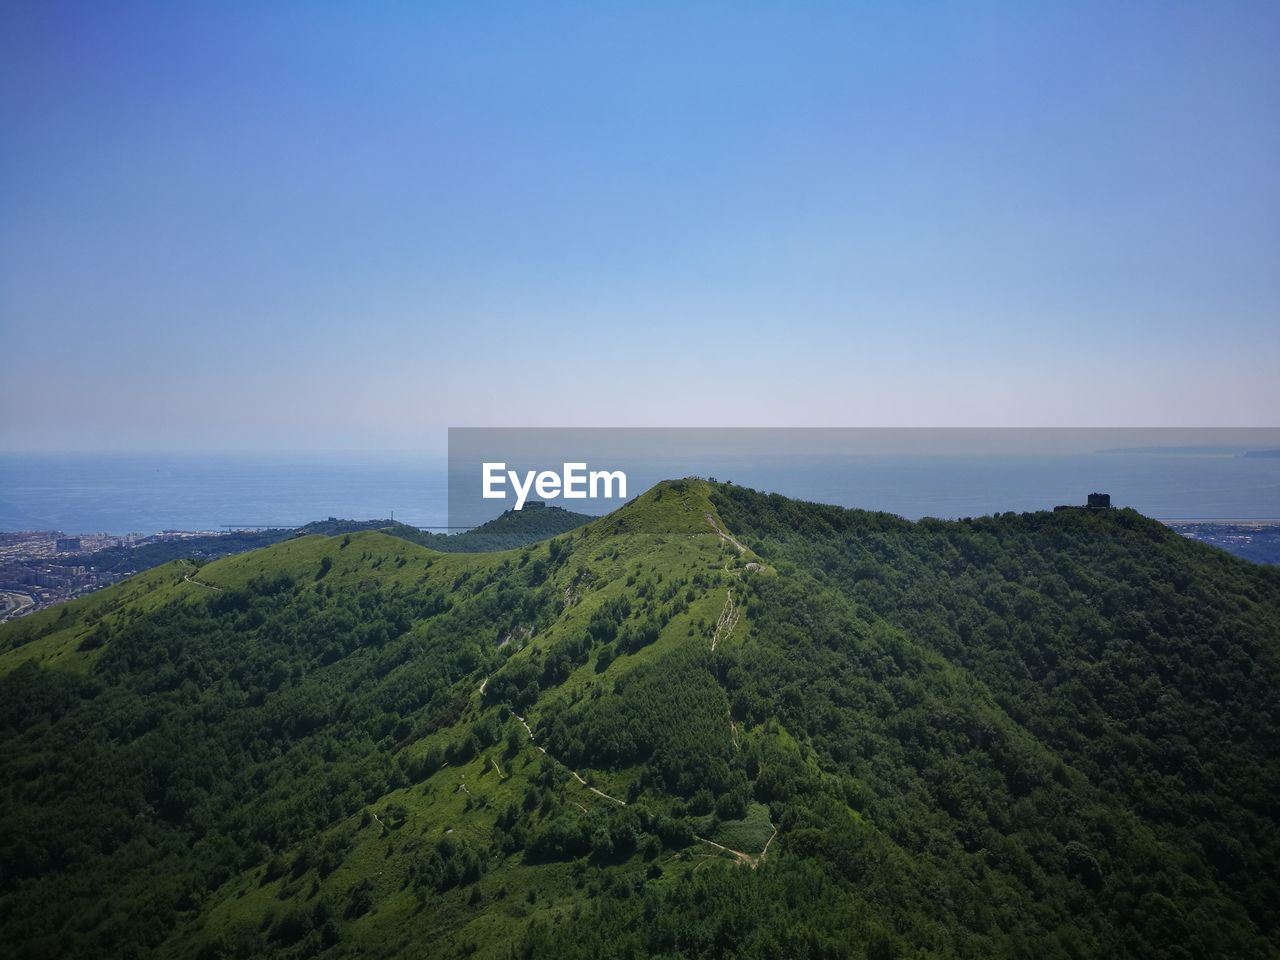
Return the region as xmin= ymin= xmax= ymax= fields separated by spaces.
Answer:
xmin=2 ymin=1 xmax=1277 ymax=451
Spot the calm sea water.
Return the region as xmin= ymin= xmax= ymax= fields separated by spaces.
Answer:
xmin=1 ymin=451 xmax=1278 ymax=535
xmin=0 ymin=454 xmax=450 ymax=534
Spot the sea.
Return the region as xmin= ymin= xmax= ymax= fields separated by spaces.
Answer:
xmin=0 ymin=453 xmax=450 ymax=535
xmin=2 ymin=449 xmax=1279 ymax=536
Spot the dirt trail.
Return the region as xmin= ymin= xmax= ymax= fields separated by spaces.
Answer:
xmin=701 ymin=521 xmax=783 ymax=864
xmin=694 ymin=835 xmax=754 ymax=865
xmin=512 ymin=710 xmax=627 ymax=805
xmin=759 ymin=825 xmax=778 ymax=862
xmin=587 ymin=785 xmax=626 ymax=805
xmin=706 ymin=513 xmax=748 ymax=556
xmin=182 ymin=571 xmax=222 ymax=592
xmin=705 ymin=516 xmax=750 ymax=759
xmin=711 ymin=588 xmax=739 ymax=651
xmin=693 ymin=822 xmax=778 ymax=869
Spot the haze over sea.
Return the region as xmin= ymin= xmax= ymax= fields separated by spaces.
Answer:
xmin=2 ymin=450 xmax=1279 ymax=536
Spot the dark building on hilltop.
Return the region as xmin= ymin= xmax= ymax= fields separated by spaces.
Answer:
xmin=1055 ymin=493 xmax=1113 ymax=512
xmin=55 ymin=537 xmax=82 ymax=552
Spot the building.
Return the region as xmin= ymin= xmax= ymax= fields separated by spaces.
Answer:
xmin=55 ymin=537 xmax=82 ymax=552
xmin=1055 ymin=493 xmax=1113 ymax=512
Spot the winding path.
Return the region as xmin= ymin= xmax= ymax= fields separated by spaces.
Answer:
xmin=182 ymin=570 xmax=222 ymax=592
xmin=711 ymin=588 xmax=739 ymax=651
xmin=693 ymin=822 xmax=777 ymax=869
xmin=512 ymin=711 xmax=627 ymax=806
xmin=706 ymin=513 xmax=748 ymax=556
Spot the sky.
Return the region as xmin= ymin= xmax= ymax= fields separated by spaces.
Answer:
xmin=2 ymin=0 xmax=1278 ymax=452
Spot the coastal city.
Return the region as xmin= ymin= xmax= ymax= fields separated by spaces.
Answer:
xmin=0 ymin=529 xmax=214 ymax=621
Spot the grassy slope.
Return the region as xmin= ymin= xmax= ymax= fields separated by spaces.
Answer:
xmin=0 ymin=562 xmax=194 ymax=674
xmin=71 ymin=508 xmax=596 ymax=587
xmin=0 ymin=480 xmax=760 ymax=958
xmin=0 ymin=501 xmax=596 ymax=677
xmin=155 ymin=479 xmax=756 ymax=958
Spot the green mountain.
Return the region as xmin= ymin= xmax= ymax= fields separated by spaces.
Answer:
xmin=1 ymin=480 xmax=1277 ymax=960
xmin=395 ymin=505 xmax=598 ymax=552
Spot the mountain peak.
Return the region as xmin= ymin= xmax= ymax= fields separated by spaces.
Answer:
xmin=586 ymin=478 xmax=725 ymax=537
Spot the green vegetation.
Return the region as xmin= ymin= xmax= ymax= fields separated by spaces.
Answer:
xmin=1 ymin=479 xmax=1277 ymax=959
xmin=66 ymin=506 xmax=595 ymax=579
xmin=398 ymin=506 xmax=597 ymax=552
xmin=707 ymin=801 xmax=775 ymax=854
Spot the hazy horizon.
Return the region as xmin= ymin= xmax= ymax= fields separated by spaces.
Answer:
xmin=4 ymin=425 xmax=1280 ymax=459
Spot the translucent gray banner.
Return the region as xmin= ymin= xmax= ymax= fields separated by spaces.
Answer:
xmin=447 ymin=427 xmax=1280 ymax=530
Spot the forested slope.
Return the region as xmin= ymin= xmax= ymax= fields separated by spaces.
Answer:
xmin=710 ymin=484 xmax=1280 ymax=941
xmin=1 ymin=480 xmax=1276 ymax=960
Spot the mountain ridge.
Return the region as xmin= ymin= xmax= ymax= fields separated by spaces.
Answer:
xmin=69 ymin=505 xmax=597 ymax=584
